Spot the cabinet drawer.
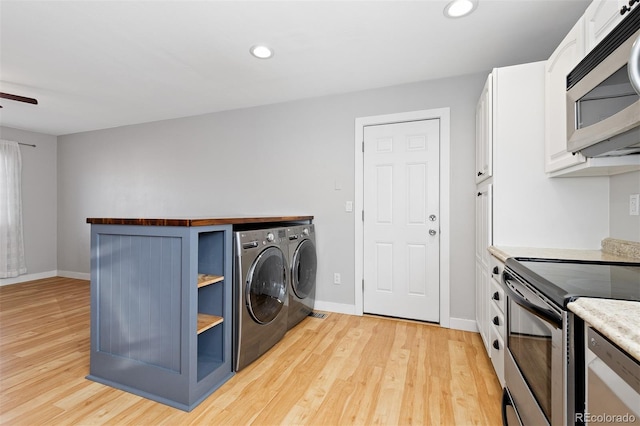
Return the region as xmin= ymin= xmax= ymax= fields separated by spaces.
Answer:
xmin=490 ymin=255 xmax=504 ymax=278
xmin=490 ymin=275 xmax=506 ymax=315
xmin=490 ymin=301 xmax=505 ymax=341
xmin=490 ymin=326 xmax=505 ymax=387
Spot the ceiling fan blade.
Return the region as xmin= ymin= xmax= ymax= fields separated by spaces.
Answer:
xmin=0 ymin=92 xmax=38 ymax=105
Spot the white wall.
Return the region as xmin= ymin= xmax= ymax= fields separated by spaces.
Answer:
xmin=57 ymin=72 xmax=485 ymax=320
xmin=0 ymin=126 xmax=57 ymax=284
xmin=492 ymin=63 xmax=610 ymax=249
xmin=610 ymin=171 xmax=640 ymax=242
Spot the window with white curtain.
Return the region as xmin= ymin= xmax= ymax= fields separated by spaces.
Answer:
xmin=0 ymin=140 xmax=26 ymax=278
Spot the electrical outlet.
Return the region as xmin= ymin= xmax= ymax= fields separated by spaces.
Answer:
xmin=333 ymin=273 xmax=341 ymax=285
xmin=630 ymin=194 xmax=640 ymax=216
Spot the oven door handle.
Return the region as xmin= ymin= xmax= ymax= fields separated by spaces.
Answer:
xmin=503 ymin=275 xmax=562 ymax=328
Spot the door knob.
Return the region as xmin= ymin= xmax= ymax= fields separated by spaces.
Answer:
xmin=429 ymin=229 xmax=437 ymax=236
xmin=429 ymin=214 xmax=437 ymax=221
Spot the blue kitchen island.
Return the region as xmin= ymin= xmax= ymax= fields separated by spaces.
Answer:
xmin=85 ymin=216 xmax=312 ymax=411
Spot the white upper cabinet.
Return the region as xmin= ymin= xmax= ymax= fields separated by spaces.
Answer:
xmin=545 ymin=19 xmax=587 ymax=174
xmin=475 ymin=75 xmax=493 ymax=183
xmin=583 ymin=0 xmax=627 ymax=54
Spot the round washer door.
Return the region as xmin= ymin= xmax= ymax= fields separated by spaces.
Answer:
xmin=291 ymin=239 xmax=317 ymax=299
xmin=245 ymin=246 xmax=287 ymax=324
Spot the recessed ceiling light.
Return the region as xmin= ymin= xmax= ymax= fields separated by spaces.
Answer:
xmin=444 ymin=0 xmax=478 ymax=18
xmin=250 ymin=45 xmax=274 ymax=59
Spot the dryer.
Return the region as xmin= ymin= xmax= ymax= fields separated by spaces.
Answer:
xmin=233 ymin=227 xmax=289 ymax=371
xmin=285 ymin=224 xmax=317 ymax=330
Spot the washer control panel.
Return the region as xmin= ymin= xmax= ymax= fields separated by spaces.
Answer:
xmin=239 ymin=228 xmax=287 ymax=250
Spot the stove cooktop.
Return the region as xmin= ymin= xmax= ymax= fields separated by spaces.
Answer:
xmin=504 ymin=258 xmax=640 ymax=308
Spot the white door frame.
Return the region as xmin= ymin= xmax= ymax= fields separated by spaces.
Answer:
xmin=354 ymin=108 xmax=451 ymax=328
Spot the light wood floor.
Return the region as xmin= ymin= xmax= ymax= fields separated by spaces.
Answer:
xmin=0 ymin=277 xmax=502 ymax=425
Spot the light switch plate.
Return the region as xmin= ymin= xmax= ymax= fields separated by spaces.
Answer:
xmin=630 ymin=194 xmax=639 ymax=216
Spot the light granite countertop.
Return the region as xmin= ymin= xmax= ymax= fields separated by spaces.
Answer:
xmin=567 ymin=298 xmax=640 ymax=362
xmin=488 ymin=245 xmax=640 ymax=264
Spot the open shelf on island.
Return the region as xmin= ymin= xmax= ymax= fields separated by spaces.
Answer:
xmin=197 ymin=274 xmax=223 ymax=288
xmin=197 ymin=314 xmax=223 ymax=334
xmin=197 ymin=353 xmax=224 ymax=382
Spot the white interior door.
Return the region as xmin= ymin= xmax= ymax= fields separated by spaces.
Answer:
xmin=363 ymin=119 xmax=440 ymax=322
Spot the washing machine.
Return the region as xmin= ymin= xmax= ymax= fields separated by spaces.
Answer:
xmin=285 ymin=224 xmax=317 ymax=330
xmin=234 ymin=227 xmax=289 ymax=371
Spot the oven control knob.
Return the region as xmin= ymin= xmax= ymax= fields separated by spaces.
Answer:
xmin=265 ymin=232 xmax=275 ymax=242
xmin=492 ymin=266 xmax=499 ymax=275
xmin=590 ymin=338 xmax=597 ymax=348
xmin=492 ymin=291 xmax=500 ymax=301
xmin=493 ymin=340 xmax=500 ymax=350
xmin=493 ymin=316 xmax=500 ymax=326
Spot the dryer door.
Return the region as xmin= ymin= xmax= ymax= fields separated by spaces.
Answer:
xmin=291 ymin=239 xmax=317 ymax=299
xmin=246 ymin=246 xmax=287 ymax=324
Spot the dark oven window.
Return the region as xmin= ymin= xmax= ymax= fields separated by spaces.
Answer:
xmin=508 ymin=299 xmax=553 ymax=421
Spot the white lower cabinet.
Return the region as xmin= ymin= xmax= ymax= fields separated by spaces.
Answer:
xmin=489 ymin=256 xmax=506 ymax=386
xmin=475 ymin=183 xmax=492 ymax=354
xmin=489 ymin=325 xmax=505 ymax=386
xmin=476 ymin=259 xmax=490 ymax=353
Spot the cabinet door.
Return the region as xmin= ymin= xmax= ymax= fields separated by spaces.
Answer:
xmin=475 ymin=74 xmax=493 ymax=183
xmin=475 ymin=259 xmax=490 ymax=353
xmin=583 ymin=0 xmax=627 ymax=54
xmin=545 ymin=20 xmax=587 ymax=173
xmin=475 ymin=184 xmax=492 ymax=355
xmin=475 ymin=183 xmax=492 ymax=268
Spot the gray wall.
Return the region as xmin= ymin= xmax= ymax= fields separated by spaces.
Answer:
xmin=0 ymin=126 xmax=57 ymax=280
xmin=610 ymin=171 xmax=640 ymax=242
xmin=7 ymin=71 xmax=636 ymax=320
xmin=57 ymin=72 xmax=485 ymax=320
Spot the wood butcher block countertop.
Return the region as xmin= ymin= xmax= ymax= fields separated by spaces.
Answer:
xmin=86 ymin=215 xmax=313 ymax=227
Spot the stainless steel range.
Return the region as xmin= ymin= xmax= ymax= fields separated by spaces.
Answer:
xmin=501 ymin=258 xmax=640 ymax=425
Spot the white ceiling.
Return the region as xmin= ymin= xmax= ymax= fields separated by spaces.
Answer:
xmin=0 ymin=0 xmax=591 ymax=136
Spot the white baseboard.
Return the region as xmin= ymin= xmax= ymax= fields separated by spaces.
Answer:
xmin=448 ymin=317 xmax=479 ymax=333
xmin=0 ymin=270 xmax=58 ymax=286
xmin=58 ymin=270 xmax=90 ymax=281
xmin=313 ymin=302 xmax=479 ymax=334
xmin=0 ymin=270 xmax=90 ymax=286
xmin=313 ymin=300 xmax=358 ymax=316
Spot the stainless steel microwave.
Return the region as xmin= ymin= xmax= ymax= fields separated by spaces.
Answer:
xmin=566 ymin=6 xmax=640 ymax=158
